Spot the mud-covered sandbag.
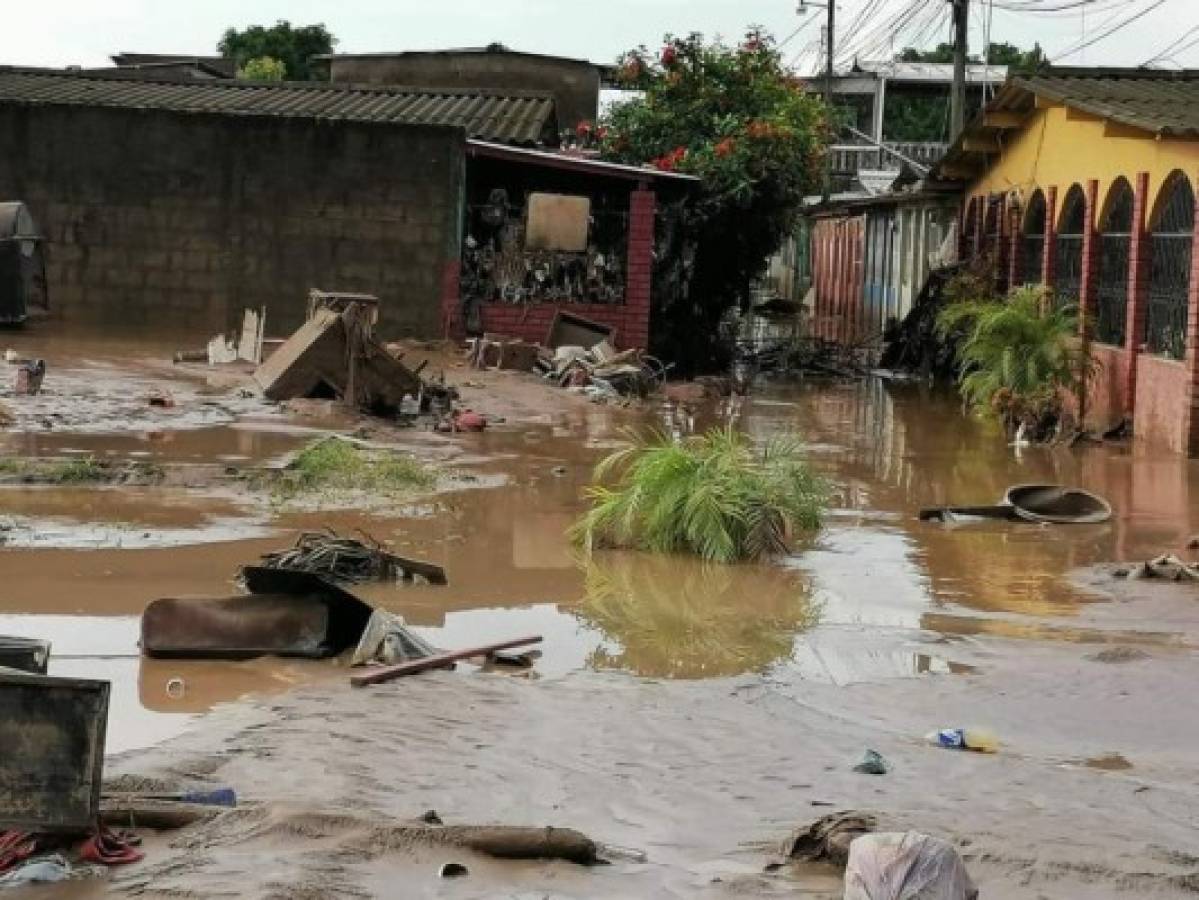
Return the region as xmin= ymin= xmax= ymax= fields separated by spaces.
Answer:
xmin=844 ymin=832 xmax=977 ymax=900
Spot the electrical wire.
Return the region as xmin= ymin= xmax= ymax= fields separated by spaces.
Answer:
xmin=1050 ymin=0 xmax=1168 ymax=62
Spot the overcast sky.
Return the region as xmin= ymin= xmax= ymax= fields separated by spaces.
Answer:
xmin=4 ymin=0 xmax=1198 ymax=73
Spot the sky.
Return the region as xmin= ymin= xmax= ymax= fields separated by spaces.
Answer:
xmin=3 ymin=0 xmax=1198 ymax=74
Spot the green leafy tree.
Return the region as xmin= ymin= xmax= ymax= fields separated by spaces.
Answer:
xmin=218 ymin=21 xmax=336 ymax=81
xmin=898 ymin=40 xmax=1044 ymax=73
xmin=238 ymin=56 xmax=286 ymax=82
xmin=600 ymin=30 xmax=827 ymax=370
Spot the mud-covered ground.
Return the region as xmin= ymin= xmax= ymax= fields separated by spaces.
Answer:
xmin=3 ymin=328 xmax=1199 ymax=898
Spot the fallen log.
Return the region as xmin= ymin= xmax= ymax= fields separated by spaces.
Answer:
xmin=436 ymin=825 xmax=598 ymax=864
xmin=350 ymin=636 xmax=543 ymax=687
xmin=100 ymin=798 xmax=221 ymax=830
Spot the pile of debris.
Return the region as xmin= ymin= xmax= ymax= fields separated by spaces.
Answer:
xmin=468 ymin=312 xmax=668 ymax=403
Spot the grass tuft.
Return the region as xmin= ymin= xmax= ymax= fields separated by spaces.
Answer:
xmin=276 ymin=437 xmax=435 ymax=499
xmin=571 ymin=426 xmax=827 ymax=564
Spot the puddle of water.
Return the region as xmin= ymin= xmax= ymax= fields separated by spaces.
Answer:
xmin=6 ymin=344 xmax=1199 ymax=755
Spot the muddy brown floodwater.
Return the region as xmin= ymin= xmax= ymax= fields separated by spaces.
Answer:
xmin=3 ymin=330 xmax=1199 ymax=897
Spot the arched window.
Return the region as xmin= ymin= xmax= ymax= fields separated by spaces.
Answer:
xmin=1095 ymin=179 xmax=1133 ymax=346
xmin=984 ymin=195 xmax=1004 ymax=288
xmin=1019 ymin=190 xmax=1046 ymax=286
xmin=1055 ymin=185 xmax=1086 ymax=307
xmin=1147 ymin=173 xmax=1195 ymax=359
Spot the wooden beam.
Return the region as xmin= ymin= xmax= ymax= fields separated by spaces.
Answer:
xmin=962 ymin=136 xmax=1001 ymax=153
xmin=983 ymin=111 xmax=1026 ymax=129
xmin=1065 ymin=106 xmax=1103 ymax=123
xmin=1034 ymin=94 xmax=1062 ymax=110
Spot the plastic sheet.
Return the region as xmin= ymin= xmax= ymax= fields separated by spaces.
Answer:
xmin=844 ymin=832 xmax=977 ymax=900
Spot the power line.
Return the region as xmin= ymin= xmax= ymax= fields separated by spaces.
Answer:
xmin=1050 ymin=0 xmax=1168 ymax=62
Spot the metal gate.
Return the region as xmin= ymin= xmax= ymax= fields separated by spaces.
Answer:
xmin=1018 ymin=190 xmax=1046 ymax=286
xmin=1095 ymin=180 xmax=1132 ymax=346
xmin=1147 ymin=176 xmax=1195 ymax=359
xmin=1055 ymin=185 xmax=1086 ymax=308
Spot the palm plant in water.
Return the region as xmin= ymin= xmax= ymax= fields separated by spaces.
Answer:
xmin=571 ymin=426 xmax=827 ymax=563
xmin=937 ymin=286 xmax=1094 ymax=439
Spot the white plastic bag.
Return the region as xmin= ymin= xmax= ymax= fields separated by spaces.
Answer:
xmin=844 ymin=832 xmax=977 ymax=900
xmin=350 ymin=609 xmax=438 ymax=667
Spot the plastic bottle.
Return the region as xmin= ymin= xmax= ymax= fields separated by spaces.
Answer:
xmin=926 ymin=727 xmax=998 ymax=753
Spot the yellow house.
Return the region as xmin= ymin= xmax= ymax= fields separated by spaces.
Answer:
xmin=934 ymin=68 xmax=1199 ymax=455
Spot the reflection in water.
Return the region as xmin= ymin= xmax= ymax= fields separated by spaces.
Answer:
xmin=574 ymin=553 xmax=819 ymax=678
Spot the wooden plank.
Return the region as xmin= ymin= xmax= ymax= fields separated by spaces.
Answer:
xmin=350 ymin=636 xmax=543 ymax=687
xmin=983 ymin=111 xmax=1026 ymax=129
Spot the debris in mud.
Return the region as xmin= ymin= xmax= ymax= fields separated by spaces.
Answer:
xmin=772 ymin=811 xmax=879 ymax=867
xmin=254 ymin=290 xmax=425 ymax=415
xmin=926 ymin=728 xmax=998 ymax=753
xmin=1087 ymin=646 xmax=1151 ymax=664
xmin=350 ymin=609 xmax=441 ymax=668
xmin=920 ymin=483 xmax=1111 ymax=525
xmin=438 ymin=862 xmax=469 ymax=878
xmin=853 ymin=749 xmax=890 ymax=775
xmin=257 ymin=530 xmax=447 ymax=585
xmin=0 ymin=635 xmax=50 ymax=674
xmin=141 ymin=567 xmax=375 ymax=660
xmin=1116 ymin=554 xmax=1199 ymax=582
xmin=12 ymin=358 xmax=45 ymax=395
xmin=0 ymin=668 xmax=110 ymax=832
xmin=845 ymin=832 xmax=978 ymax=900
xmin=350 ymin=635 xmax=543 ymax=686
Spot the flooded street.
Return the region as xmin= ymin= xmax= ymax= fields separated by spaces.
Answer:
xmin=4 ymin=331 xmax=1199 ymax=896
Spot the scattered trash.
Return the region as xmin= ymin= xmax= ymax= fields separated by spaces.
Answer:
xmin=845 ymin=832 xmax=978 ymax=900
xmin=773 ymin=811 xmax=879 ymax=868
xmin=438 ymin=408 xmax=487 ymax=433
xmin=0 ymin=669 xmax=110 ymax=832
xmin=545 ymin=310 xmax=613 ymax=351
xmin=78 ymin=825 xmax=144 ymax=866
xmin=438 ymin=862 xmax=469 ymax=879
xmin=468 ymin=335 xmax=540 ymax=372
xmin=920 ymin=484 xmax=1111 ymax=525
xmin=164 ymin=677 xmax=185 ymax=699
xmin=925 ymin=728 xmax=998 ymax=753
xmin=551 ymin=465 xmax=568 ymax=477
xmin=13 ymin=359 xmax=45 ymax=395
xmin=1117 ymin=553 xmax=1199 ymax=582
xmin=257 ymin=530 xmax=447 ymax=585
xmin=254 ymin=290 xmax=424 ymax=415
xmin=0 ymin=853 xmax=98 ymax=886
xmin=350 ymin=609 xmax=440 ymax=668
xmin=146 ymin=389 xmax=175 ymax=409
xmin=853 ymin=749 xmax=890 ymax=775
xmin=141 ymin=567 xmax=375 ymax=660
xmin=0 ymin=635 xmax=50 ymax=674
xmin=351 ymin=635 xmax=544 ymax=687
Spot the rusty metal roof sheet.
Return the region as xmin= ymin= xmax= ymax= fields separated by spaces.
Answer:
xmin=0 ymin=67 xmax=559 ymax=146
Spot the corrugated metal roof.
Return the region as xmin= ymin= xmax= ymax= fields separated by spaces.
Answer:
xmin=933 ymin=68 xmax=1199 ymax=181
xmin=0 ymin=67 xmax=559 ymax=146
xmin=1014 ymin=69 xmax=1199 ymax=137
xmin=852 ymin=60 xmax=1008 ymax=85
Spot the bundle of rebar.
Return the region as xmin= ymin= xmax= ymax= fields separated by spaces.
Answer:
xmin=257 ymin=530 xmax=446 ymax=585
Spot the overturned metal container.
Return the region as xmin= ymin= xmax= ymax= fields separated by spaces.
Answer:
xmin=0 ymin=669 xmax=109 ymax=833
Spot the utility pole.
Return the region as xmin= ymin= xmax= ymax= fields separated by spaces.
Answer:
xmin=951 ymin=0 xmax=969 ymax=141
xmin=824 ymin=0 xmax=835 ymax=202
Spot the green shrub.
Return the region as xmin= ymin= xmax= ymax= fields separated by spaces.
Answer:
xmin=572 ymin=427 xmax=826 ymax=563
xmin=937 ymin=286 xmax=1094 ymax=435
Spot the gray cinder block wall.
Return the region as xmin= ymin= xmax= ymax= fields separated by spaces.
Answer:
xmin=0 ymin=104 xmax=465 ymax=337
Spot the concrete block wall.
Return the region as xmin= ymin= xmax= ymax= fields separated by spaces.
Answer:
xmin=0 ymin=104 xmax=465 ymax=337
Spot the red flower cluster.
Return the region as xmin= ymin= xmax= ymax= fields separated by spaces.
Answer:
xmin=661 ymin=45 xmax=678 ymax=67
xmin=714 ymin=137 xmax=736 ymax=158
xmin=652 ymin=146 xmax=687 ymax=172
xmin=576 ymin=120 xmax=594 ymax=139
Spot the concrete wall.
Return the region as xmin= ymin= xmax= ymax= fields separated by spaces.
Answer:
xmin=1088 ymin=344 xmax=1132 ymax=430
xmin=0 ymin=104 xmax=465 ymax=338
xmin=1135 ymin=354 xmax=1190 ymax=454
xmin=331 ymin=53 xmax=600 ymax=131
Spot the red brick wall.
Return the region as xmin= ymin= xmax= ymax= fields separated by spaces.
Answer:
xmin=1135 ymin=354 xmax=1191 ymax=454
xmin=1124 ymin=172 xmax=1150 ymax=416
xmin=451 ymin=186 xmax=655 ymax=351
xmin=1086 ymin=344 xmax=1131 ymax=430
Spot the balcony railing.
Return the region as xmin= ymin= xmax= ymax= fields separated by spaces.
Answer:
xmin=829 ymin=141 xmax=949 ymax=175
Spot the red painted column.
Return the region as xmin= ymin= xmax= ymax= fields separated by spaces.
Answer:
xmin=1076 ymin=180 xmax=1100 ymax=427
xmin=1043 ymin=185 xmax=1058 ymax=289
xmin=624 ymin=186 xmax=655 ymax=350
xmin=1124 ymin=171 xmax=1150 ymax=418
xmin=1184 ymin=171 xmax=1199 ymax=454
xmin=1079 ymin=179 xmax=1099 ymax=340
xmin=973 ymin=196 xmax=985 ymax=264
